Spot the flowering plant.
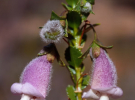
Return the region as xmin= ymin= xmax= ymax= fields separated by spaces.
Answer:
xmin=11 ymin=0 xmax=123 ymax=100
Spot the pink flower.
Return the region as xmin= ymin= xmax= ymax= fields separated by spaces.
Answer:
xmin=82 ymin=48 xmax=123 ymax=100
xmin=11 ymin=54 xmax=52 ymax=100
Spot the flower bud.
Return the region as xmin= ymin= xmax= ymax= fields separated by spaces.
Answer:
xmin=81 ymin=2 xmax=92 ymax=13
xmin=11 ymin=54 xmax=52 ymax=100
xmin=40 ymin=20 xmax=64 ymax=43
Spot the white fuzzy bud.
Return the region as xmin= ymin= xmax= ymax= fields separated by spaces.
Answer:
xmin=81 ymin=2 xmax=92 ymax=13
xmin=40 ymin=20 xmax=64 ymax=43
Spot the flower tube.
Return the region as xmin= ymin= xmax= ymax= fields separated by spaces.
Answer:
xmin=11 ymin=51 xmax=52 ymax=100
xmin=82 ymin=48 xmax=123 ymax=100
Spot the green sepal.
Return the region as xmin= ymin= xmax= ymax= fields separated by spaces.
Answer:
xmin=67 ymin=11 xmax=82 ymax=30
xmin=79 ymin=43 xmax=92 ymax=59
xmin=66 ymin=0 xmax=79 ymax=8
xmin=82 ymin=75 xmax=90 ymax=89
xmin=39 ymin=27 xmax=43 ymax=29
xmin=85 ymin=23 xmax=100 ymax=33
xmin=94 ymin=41 xmax=113 ymax=49
xmin=37 ymin=43 xmax=56 ymax=56
xmin=62 ymin=3 xmax=72 ymax=11
xmin=58 ymin=59 xmax=67 ymax=67
xmin=37 ymin=52 xmax=47 ymax=56
xmin=65 ymin=46 xmax=83 ymax=67
xmin=50 ymin=11 xmax=66 ymax=20
xmin=90 ymin=10 xmax=95 ymax=14
xmin=66 ymin=85 xmax=77 ymax=100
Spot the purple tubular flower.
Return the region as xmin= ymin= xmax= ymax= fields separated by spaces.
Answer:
xmin=11 ymin=54 xmax=52 ymax=100
xmin=82 ymin=48 xmax=123 ymax=100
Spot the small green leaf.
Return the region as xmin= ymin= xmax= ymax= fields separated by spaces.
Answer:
xmin=82 ymin=75 xmax=90 ymax=85
xmin=67 ymin=66 xmax=76 ymax=84
xmin=86 ymin=0 xmax=95 ymax=5
xmin=64 ymin=20 xmax=68 ymax=37
xmin=81 ymin=0 xmax=87 ymax=6
xmin=82 ymin=86 xmax=87 ymax=89
xmin=81 ymin=65 xmax=85 ymax=73
xmin=62 ymin=3 xmax=72 ymax=11
xmin=65 ymin=47 xmax=83 ymax=67
xmin=74 ymin=0 xmax=81 ymax=11
xmin=68 ymin=65 xmax=76 ymax=74
xmin=90 ymin=10 xmax=95 ymax=14
xmin=82 ymin=75 xmax=90 ymax=89
xmin=50 ymin=11 xmax=66 ymax=20
xmin=66 ymin=0 xmax=79 ymax=8
xmin=67 ymin=11 xmax=81 ymax=29
xmin=81 ymin=13 xmax=89 ymax=22
xmin=66 ymin=85 xmax=77 ymax=100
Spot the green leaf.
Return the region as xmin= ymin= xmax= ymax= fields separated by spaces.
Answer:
xmin=66 ymin=85 xmax=77 ymax=100
xmin=67 ymin=66 xmax=76 ymax=84
xmin=90 ymin=10 xmax=95 ymax=14
xmin=82 ymin=75 xmax=90 ymax=85
xmin=81 ymin=65 xmax=85 ymax=73
xmin=62 ymin=3 xmax=72 ymax=11
xmin=74 ymin=0 xmax=81 ymax=11
xmin=64 ymin=20 xmax=68 ymax=37
xmin=81 ymin=12 xmax=89 ymax=21
xmin=68 ymin=65 xmax=76 ymax=74
xmin=82 ymin=75 xmax=90 ymax=89
xmin=86 ymin=0 xmax=95 ymax=5
xmin=81 ymin=0 xmax=87 ymax=6
xmin=82 ymin=86 xmax=87 ymax=89
xmin=50 ymin=11 xmax=66 ymax=20
xmin=66 ymin=0 xmax=79 ymax=8
xmin=67 ymin=11 xmax=81 ymax=29
xmin=65 ymin=46 xmax=83 ymax=67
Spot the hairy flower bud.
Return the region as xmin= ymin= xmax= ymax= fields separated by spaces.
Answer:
xmin=82 ymin=48 xmax=123 ymax=100
xmin=40 ymin=20 xmax=64 ymax=43
xmin=11 ymin=54 xmax=52 ymax=100
xmin=81 ymin=2 xmax=92 ymax=13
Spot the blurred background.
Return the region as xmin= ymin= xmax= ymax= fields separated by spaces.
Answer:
xmin=0 ymin=0 xmax=135 ymax=100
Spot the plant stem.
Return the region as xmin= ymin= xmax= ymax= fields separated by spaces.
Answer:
xmin=75 ymin=67 xmax=82 ymax=100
